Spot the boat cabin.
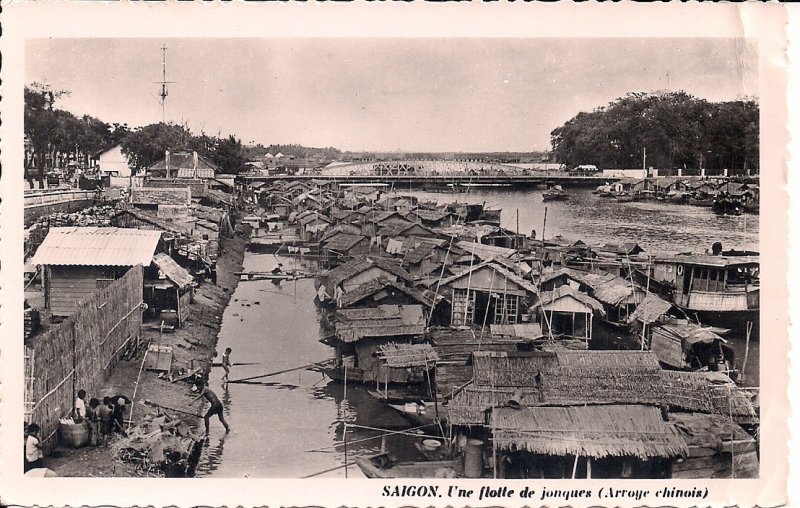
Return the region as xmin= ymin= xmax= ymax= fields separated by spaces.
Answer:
xmin=652 ymin=255 xmax=759 ymax=312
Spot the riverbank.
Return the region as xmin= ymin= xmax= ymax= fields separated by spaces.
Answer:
xmin=46 ymin=231 xmax=248 ymax=477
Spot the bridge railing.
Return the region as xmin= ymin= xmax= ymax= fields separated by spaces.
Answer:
xmin=24 ymin=189 xmax=95 ymax=208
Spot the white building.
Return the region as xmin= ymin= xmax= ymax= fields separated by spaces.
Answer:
xmin=97 ymin=145 xmax=134 ymax=186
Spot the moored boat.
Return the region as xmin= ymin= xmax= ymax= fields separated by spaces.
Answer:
xmin=649 ymin=249 xmax=759 ymax=338
xmin=542 ymin=185 xmax=568 ymax=202
xmin=355 ymin=453 xmax=463 ymax=478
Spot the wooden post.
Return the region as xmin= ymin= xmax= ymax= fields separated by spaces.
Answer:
xmin=741 ymin=321 xmax=753 ymax=378
xmin=571 ymin=454 xmax=580 ymax=479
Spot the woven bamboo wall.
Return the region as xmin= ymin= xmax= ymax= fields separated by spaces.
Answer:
xmin=25 ymin=265 xmax=143 ymax=454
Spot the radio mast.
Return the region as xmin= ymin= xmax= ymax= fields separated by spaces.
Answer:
xmin=158 ymin=45 xmax=176 ymax=123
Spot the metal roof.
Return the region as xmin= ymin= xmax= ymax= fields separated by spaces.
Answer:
xmin=30 ymin=227 xmax=161 ymax=267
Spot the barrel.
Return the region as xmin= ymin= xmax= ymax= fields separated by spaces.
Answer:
xmin=160 ymin=310 xmax=179 ymax=328
xmin=463 ymin=439 xmax=484 ymax=478
xmin=59 ymin=422 xmax=89 ymax=448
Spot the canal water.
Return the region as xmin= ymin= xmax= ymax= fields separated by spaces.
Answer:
xmin=194 ymin=253 xmax=424 ymax=478
xmin=403 ymin=187 xmax=758 ymax=253
xmin=195 ymin=187 xmax=759 ymax=477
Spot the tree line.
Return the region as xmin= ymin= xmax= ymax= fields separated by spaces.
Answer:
xmin=550 ymin=91 xmax=759 ymax=172
xmin=24 ymin=83 xmax=249 ymax=187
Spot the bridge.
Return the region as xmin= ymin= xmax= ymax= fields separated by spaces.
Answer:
xmin=242 ymin=159 xmax=615 ymax=188
xmin=24 ymin=189 xmax=97 ymax=227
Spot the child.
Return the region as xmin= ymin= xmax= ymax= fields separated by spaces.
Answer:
xmin=97 ymin=397 xmax=113 ymax=445
xmin=189 ymin=381 xmax=230 ymax=435
xmin=24 ymin=423 xmax=43 ymax=472
xmin=221 ymin=347 xmax=232 ymax=382
xmin=74 ymin=389 xmax=87 ymax=422
xmin=87 ymin=398 xmax=100 ymax=446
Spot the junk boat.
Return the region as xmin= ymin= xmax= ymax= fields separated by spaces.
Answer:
xmin=648 ymin=248 xmax=759 ymax=337
xmin=542 ymin=185 xmax=568 ymax=202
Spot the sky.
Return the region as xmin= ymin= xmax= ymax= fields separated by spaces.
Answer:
xmin=25 ymin=38 xmax=757 ymax=152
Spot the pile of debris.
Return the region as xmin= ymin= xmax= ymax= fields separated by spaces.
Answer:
xmin=25 ymin=204 xmax=121 ymax=260
xmin=112 ymin=404 xmax=202 ymax=477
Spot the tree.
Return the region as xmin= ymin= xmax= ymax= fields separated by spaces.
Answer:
xmin=25 ymin=83 xmax=69 ymax=186
xmin=210 ymin=135 xmax=247 ymax=174
xmin=121 ymin=122 xmax=193 ymax=172
xmin=550 ymin=91 xmax=759 ymax=173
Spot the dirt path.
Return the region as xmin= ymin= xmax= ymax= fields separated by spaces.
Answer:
xmin=47 ymin=233 xmax=247 ymax=477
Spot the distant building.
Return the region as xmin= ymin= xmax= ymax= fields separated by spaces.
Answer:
xmin=97 ymin=145 xmax=133 ymax=178
xmin=148 ymin=150 xmax=218 ymax=180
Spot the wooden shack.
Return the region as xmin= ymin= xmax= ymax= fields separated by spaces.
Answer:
xmin=146 ymin=253 xmax=195 ymax=326
xmin=532 ymin=285 xmax=605 ymax=341
xmin=441 ymin=261 xmax=538 ymax=327
xmin=30 ymin=227 xmax=162 ymax=317
xmin=327 ymin=304 xmax=427 ymax=383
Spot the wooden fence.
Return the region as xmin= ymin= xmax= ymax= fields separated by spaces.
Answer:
xmin=24 ymin=265 xmax=144 ymax=454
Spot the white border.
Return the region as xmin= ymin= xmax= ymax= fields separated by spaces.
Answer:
xmin=1 ymin=3 xmax=790 ymax=507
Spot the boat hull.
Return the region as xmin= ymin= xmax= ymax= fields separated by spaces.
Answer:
xmin=355 ymin=454 xmax=463 ymax=478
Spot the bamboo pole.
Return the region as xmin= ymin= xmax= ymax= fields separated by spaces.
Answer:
xmin=127 ymin=349 xmax=150 ymax=432
xmin=741 ymin=321 xmax=753 ymax=378
xmin=228 ymin=358 xmax=334 ymax=383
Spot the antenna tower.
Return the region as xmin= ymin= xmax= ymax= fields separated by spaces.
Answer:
xmin=158 ymin=45 xmax=176 ymax=123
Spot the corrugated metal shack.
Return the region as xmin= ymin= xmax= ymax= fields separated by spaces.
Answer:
xmin=29 ymin=227 xmax=161 ymax=317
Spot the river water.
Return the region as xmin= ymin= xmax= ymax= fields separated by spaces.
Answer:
xmin=405 ymin=187 xmax=758 ymax=254
xmin=195 ymin=187 xmax=759 ymax=478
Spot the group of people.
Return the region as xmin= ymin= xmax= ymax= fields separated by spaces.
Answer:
xmin=74 ymin=389 xmax=131 ymax=445
xmin=316 ymin=282 xmax=345 ymax=307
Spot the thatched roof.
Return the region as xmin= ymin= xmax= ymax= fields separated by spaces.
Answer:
xmin=335 ymin=304 xmax=425 ymax=343
xmin=470 ymin=350 xmax=660 ymax=388
xmin=628 ymin=292 xmax=673 ymax=324
xmin=322 ymin=233 xmax=367 ymax=253
xmin=377 ymin=342 xmax=439 ymax=368
xmin=447 ymin=367 xmax=757 ymax=426
xmin=575 ymin=271 xmax=641 ymax=306
xmin=653 ymin=322 xmax=726 ymax=346
xmin=669 ymin=412 xmax=755 ymax=450
xmin=324 ymin=256 xmax=412 ymax=288
xmin=404 ymin=242 xmax=439 ymax=265
xmin=491 ymin=405 xmax=687 ymax=459
xmin=338 ymin=276 xmax=438 ymax=308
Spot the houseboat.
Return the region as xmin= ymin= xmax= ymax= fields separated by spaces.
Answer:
xmin=649 ymin=252 xmax=759 ymax=336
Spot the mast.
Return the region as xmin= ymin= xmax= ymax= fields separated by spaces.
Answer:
xmin=158 ymin=45 xmax=176 ymax=123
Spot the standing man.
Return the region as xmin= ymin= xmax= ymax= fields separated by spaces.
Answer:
xmin=190 ymin=381 xmax=230 ymax=435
